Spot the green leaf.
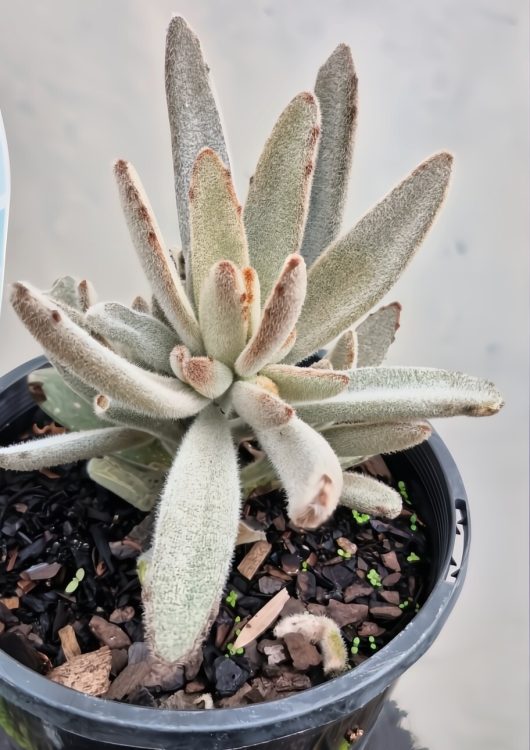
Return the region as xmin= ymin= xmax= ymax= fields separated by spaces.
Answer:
xmin=65 ymin=579 xmax=79 ymax=594
xmin=189 ymin=148 xmax=249 ymax=307
xmin=27 ymin=367 xmax=104 ymax=432
xmin=244 ymin=92 xmax=320 ymax=301
xmin=87 ymin=455 xmax=165 ymax=511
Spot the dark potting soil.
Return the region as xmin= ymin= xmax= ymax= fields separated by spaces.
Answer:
xmin=0 ymin=421 xmax=431 ymax=709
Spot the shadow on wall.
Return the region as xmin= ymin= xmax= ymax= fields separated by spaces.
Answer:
xmin=367 ymin=701 xmax=428 ymax=750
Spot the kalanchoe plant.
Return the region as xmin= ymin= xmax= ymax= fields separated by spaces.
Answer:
xmin=0 ymin=17 xmax=503 ymax=666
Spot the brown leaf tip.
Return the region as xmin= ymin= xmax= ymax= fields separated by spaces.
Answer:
xmin=114 ymin=159 xmax=129 ymax=176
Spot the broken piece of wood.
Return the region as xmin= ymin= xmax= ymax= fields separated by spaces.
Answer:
xmin=237 ymin=540 xmax=272 ymax=580
xmin=48 ymin=646 xmax=112 ymax=696
xmin=58 ymin=624 xmax=81 ymax=661
xmin=233 ymin=587 xmax=289 ymax=650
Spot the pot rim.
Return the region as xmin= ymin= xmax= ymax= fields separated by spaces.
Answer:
xmin=0 ymin=357 xmax=471 ymax=747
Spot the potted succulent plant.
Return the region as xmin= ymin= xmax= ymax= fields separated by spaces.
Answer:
xmin=0 ymin=16 xmax=502 ymax=750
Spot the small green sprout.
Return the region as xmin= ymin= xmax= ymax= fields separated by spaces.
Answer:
xmin=235 ymin=629 xmax=241 ymax=636
xmin=368 ymin=635 xmax=377 ymax=651
xmin=338 ymin=740 xmax=350 ymax=750
xmin=409 ymin=513 xmax=417 ymax=532
xmin=352 ymin=510 xmax=370 ymax=525
xmin=234 ymin=615 xmax=241 ymax=623
xmin=367 ymin=568 xmax=382 ymax=588
xmin=225 ymin=590 xmax=238 ymax=608
xmin=301 ymin=560 xmax=309 ymax=571
xmin=415 ymin=603 xmax=420 ymax=613
xmin=398 ymin=480 xmax=412 ymax=505
xmin=226 ymin=643 xmax=244 ymax=656
xmin=407 ymin=552 xmax=420 ymax=563
xmin=337 ymin=548 xmax=351 ymax=559
xmin=64 ymin=567 xmax=85 ymax=594
xmin=399 ymin=600 xmax=409 ymax=610
xmin=350 ymin=636 xmax=361 ymax=655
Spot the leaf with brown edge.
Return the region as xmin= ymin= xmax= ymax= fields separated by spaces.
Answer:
xmin=11 ymin=282 xmax=207 ymax=421
xmin=244 ymin=92 xmax=320 ymax=300
xmin=320 ymin=420 xmax=432 ymax=459
xmin=241 ymin=266 xmax=261 ymax=339
xmin=189 ymin=148 xmax=249 ymax=307
xmin=231 ymin=381 xmax=294 ymax=430
xmin=235 ymin=255 xmax=306 ymax=377
xmin=113 ymin=159 xmax=202 ymax=352
xmin=289 ymin=152 xmax=454 ymax=362
xmin=340 ymin=472 xmax=403 ymax=519
xmin=181 ymin=356 xmax=233 ymax=400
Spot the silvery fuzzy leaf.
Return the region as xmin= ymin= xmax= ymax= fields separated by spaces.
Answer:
xmin=355 ymin=302 xmax=401 ymax=367
xmin=294 ymin=366 xmax=504 ymax=424
xmin=11 ymin=282 xmax=207 ymax=421
xmin=289 ymin=153 xmax=453 ymax=362
xmin=301 ymin=44 xmax=357 ymax=266
xmin=165 ymin=16 xmax=230 ymax=274
xmin=199 ymin=260 xmax=247 ymax=367
xmin=261 ymin=364 xmax=349 ymax=401
xmin=340 ymin=471 xmax=402 ymax=519
xmin=144 ymin=405 xmax=240 ymax=662
xmin=320 ymin=420 xmax=431 ymax=458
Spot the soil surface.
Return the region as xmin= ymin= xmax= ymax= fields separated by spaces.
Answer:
xmin=0 ymin=421 xmax=430 ymax=709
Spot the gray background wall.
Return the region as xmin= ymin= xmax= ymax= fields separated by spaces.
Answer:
xmin=0 ymin=2 xmax=528 ymax=748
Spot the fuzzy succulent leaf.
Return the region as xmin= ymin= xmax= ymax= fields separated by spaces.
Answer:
xmin=235 ymin=255 xmax=307 ymax=377
xmin=143 ymin=405 xmax=240 ymax=663
xmin=47 ymin=276 xmax=83 ymax=310
xmin=180 ymin=356 xmax=233 ymax=400
xmin=311 ymin=357 xmax=333 ymax=370
xmin=113 ymin=160 xmax=202 ymax=352
xmin=301 ymin=44 xmax=357 ymax=266
xmin=274 ymin=614 xmax=348 ymax=675
xmin=11 ymin=282 xmax=207 ymax=421
xmin=340 ymin=471 xmax=403 ymax=519
xmin=189 ymin=148 xmax=249 ymax=307
xmin=86 ymin=302 xmax=180 ymax=375
xmin=321 ymin=420 xmax=432 ymax=458
xmin=199 ymin=261 xmax=248 ymax=367
xmin=231 ymin=381 xmax=294 ymax=429
xmin=241 ymin=266 xmax=261 ymax=340
xmin=87 ymin=455 xmax=164 ymax=511
xmin=0 ymin=427 xmax=146 ymax=471
xmin=27 ymin=367 xmax=106 ymax=431
xmin=93 ymin=396 xmax=184 ymax=449
xmin=289 ymin=153 xmax=453 ymax=362
xmin=261 ymin=364 xmax=349 ymax=401
xmin=244 ymin=93 xmax=320 ymax=301
xmin=327 ymin=329 xmax=357 ymax=370
xmin=267 ymin=328 xmax=297 ymax=365
xmin=355 ymin=302 xmax=401 ymax=367
xmin=295 ymin=366 xmax=504 ymax=424
xmin=77 ymin=280 xmax=96 ymax=312
xmin=165 ymin=16 xmax=230 ymax=273
xmin=234 ymin=386 xmax=342 ymax=528
xmin=131 ymin=295 xmax=150 ymax=314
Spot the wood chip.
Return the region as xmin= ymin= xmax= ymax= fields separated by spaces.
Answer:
xmin=109 ymin=606 xmax=135 ymax=624
xmin=357 ymin=621 xmax=386 ymax=637
xmin=343 ymin=583 xmax=373 ymax=602
xmin=379 ymin=590 xmax=400 ymax=605
xmin=369 ymin=604 xmax=402 ymax=620
xmin=22 ymin=562 xmax=62 ymax=581
xmin=237 ymin=541 xmax=272 ymax=580
xmin=327 ymin=601 xmax=369 ymax=627
xmin=218 ymin=682 xmax=252 ymax=708
xmin=283 ymin=632 xmax=321 ymax=671
xmin=0 ymin=597 xmax=19 ymax=610
xmin=58 ymin=624 xmax=81 ymax=661
xmin=274 ymin=671 xmax=311 ymax=692
xmin=233 ymin=588 xmax=290 ymax=649
xmin=49 ymin=646 xmax=112 ymax=696
xmin=381 ymin=551 xmax=401 ymax=572
xmin=236 ymin=520 xmax=267 ymax=546
xmin=105 ymin=661 xmax=150 ymax=700
xmin=382 ymin=572 xmax=401 ymax=586
xmin=89 ymin=615 xmax=131 ymax=649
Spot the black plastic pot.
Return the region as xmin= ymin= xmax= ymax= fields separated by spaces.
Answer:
xmin=0 ymin=357 xmax=471 ymax=750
